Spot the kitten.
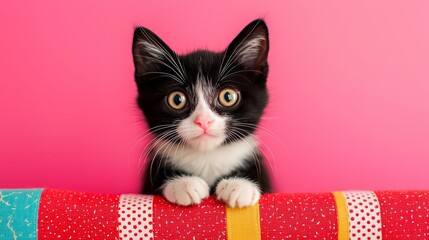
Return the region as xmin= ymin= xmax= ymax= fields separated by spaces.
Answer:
xmin=132 ymin=19 xmax=271 ymax=208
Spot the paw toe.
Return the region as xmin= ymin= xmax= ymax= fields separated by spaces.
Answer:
xmin=215 ymin=178 xmax=261 ymax=208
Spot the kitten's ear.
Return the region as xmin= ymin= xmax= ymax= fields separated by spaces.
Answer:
xmin=224 ymin=19 xmax=269 ymax=71
xmin=132 ymin=27 xmax=175 ymax=75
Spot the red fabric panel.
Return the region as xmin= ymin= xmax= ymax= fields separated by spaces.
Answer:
xmin=259 ymin=193 xmax=338 ymax=239
xmin=38 ymin=189 xmax=120 ymax=239
xmin=376 ymin=191 xmax=429 ymax=239
xmin=153 ymin=196 xmax=226 ymax=239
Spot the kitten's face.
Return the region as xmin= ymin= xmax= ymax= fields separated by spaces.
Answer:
xmin=132 ymin=19 xmax=269 ymax=152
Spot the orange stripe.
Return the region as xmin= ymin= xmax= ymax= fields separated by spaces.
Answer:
xmin=226 ymin=203 xmax=261 ymax=240
xmin=333 ymin=192 xmax=349 ymax=240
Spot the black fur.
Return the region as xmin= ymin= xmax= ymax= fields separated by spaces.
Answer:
xmin=132 ymin=19 xmax=272 ymax=194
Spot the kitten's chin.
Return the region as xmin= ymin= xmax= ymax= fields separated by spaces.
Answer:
xmin=186 ymin=135 xmax=225 ymax=152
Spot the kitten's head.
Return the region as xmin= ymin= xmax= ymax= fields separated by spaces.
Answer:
xmin=132 ymin=19 xmax=269 ymax=152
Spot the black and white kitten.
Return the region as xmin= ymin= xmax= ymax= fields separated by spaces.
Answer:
xmin=132 ymin=19 xmax=271 ymax=208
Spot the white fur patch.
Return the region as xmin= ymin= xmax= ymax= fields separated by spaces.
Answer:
xmin=162 ymin=176 xmax=209 ymax=206
xmin=154 ymin=135 xmax=258 ymax=188
xmin=216 ymin=178 xmax=261 ymax=208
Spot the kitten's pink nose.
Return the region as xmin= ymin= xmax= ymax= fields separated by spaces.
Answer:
xmin=194 ymin=118 xmax=214 ymax=132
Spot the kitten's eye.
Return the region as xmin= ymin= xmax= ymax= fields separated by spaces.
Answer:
xmin=219 ymin=88 xmax=239 ymax=107
xmin=167 ymin=91 xmax=187 ymax=110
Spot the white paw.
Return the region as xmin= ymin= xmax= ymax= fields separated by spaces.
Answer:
xmin=216 ymin=178 xmax=261 ymax=208
xmin=162 ymin=176 xmax=209 ymax=206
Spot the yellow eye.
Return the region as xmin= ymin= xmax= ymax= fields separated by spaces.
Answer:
xmin=167 ymin=91 xmax=187 ymax=110
xmin=219 ymin=88 xmax=239 ymax=107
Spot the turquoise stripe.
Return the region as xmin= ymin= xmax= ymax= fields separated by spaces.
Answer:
xmin=0 ymin=189 xmax=43 ymax=239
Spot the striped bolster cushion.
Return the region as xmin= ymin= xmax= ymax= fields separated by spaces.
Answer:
xmin=1 ymin=189 xmax=428 ymax=239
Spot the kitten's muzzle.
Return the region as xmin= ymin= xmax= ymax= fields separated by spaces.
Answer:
xmin=193 ymin=118 xmax=214 ymax=134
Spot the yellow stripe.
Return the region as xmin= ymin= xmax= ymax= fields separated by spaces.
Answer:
xmin=333 ymin=192 xmax=349 ymax=240
xmin=226 ymin=203 xmax=261 ymax=240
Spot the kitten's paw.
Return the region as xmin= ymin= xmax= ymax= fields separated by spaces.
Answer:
xmin=216 ymin=178 xmax=261 ymax=208
xmin=162 ymin=176 xmax=209 ymax=206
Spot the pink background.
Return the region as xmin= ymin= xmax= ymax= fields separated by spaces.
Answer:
xmin=1 ymin=1 xmax=429 ymax=194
